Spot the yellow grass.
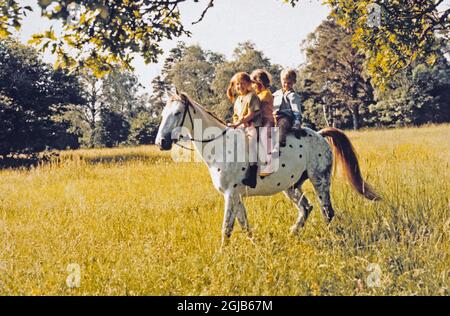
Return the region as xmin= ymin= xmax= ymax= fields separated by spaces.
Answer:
xmin=0 ymin=125 xmax=448 ymax=295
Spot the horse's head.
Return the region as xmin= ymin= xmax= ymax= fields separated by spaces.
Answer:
xmin=155 ymin=91 xmax=189 ymax=151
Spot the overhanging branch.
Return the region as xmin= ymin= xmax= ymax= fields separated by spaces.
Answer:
xmin=192 ymin=0 xmax=214 ymax=25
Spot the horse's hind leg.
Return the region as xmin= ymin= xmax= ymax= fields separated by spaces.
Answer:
xmin=284 ymin=171 xmax=313 ymax=234
xmin=308 ymin=160 xmax=334 ymax=223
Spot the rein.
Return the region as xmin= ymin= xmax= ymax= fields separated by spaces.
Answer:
xmin=174 ymin=99 xmax=229 ymax=151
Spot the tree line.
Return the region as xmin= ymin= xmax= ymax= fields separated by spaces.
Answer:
xmin=150 ymin=18 xmax=449 ymax=130
xmin=1 ymin=16 xmax=449 ymax=161
xmin=298 ymin=18 xmax=450 ymax=129
xmin=0 ymin=38 xmax=157 ymax=159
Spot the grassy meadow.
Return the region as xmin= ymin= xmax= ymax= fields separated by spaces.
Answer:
xmin=0 ymin=125 xmax=448 ymax=295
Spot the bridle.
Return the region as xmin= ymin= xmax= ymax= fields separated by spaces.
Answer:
xmin=173 ymin=97 xmax=229 ymax=151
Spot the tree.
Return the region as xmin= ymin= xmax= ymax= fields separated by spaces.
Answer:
xmin=0 ymin=39 xmax=84 ymax=156
xmin=168 ymin=45 xmax=224 ymax=106
xmin=95 ymin=107 xmax=130 ymax=148
xmin=1 ymin=0 xmax=215 ymax=76
xmin=128 ymin=111 xmax=160 ymax=145
xmin=73 ymin=71 xmax=103 ymax=146
xmin=61 ymin=67 xmax=144 ymax=147
xmin=162 ymin=41 xmax=188 ymax=84
xmin=54 ymin=104 xmax=92 ymax=147
xmin=127 ymin=92 xmax=160 ymax=145
xmin=149 ymin=75 xmax=170 ymax=118
xmin=369 ymin=58 xmax=450 ymax=126
xmin=101 ymin=67 xmax=142 ymax=116
xmin=147 ymin=41 xmax=187 ymax=118
xmin=300 ymin=18 xmax=374 ymax=130
xmin=289 ymin=0 xmax=450 ymax=88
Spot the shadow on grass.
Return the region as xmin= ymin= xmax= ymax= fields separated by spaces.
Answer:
xmin=0 ymin=152 xmax=60 ymax=170
xmin=65 ymin=153 xmax=173 ymax=165
xmin=0 ymin=157 xmax=39 ymax=170
xmin=0 ymin=151 xmax=173 ymax=169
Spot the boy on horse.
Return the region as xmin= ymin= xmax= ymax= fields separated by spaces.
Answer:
xmin=273 ymin=69 xmax=302 ymax=149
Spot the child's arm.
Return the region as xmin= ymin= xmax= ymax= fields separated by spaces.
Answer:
xmin=240 ymin=111 xmax=255 ymax=126
xmin=235 ymin=95 xmax=260 ymax=127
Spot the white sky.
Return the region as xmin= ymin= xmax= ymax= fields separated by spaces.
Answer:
xmin=16 ymin=0 xmax=330 ymax=93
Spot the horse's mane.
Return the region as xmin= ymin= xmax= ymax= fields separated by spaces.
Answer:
xmin=170 ymin=93 xmax=227 ymax=126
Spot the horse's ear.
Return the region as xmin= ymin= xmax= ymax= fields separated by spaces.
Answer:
xmin=180 ymin=93 xmax=188 ymax=104
xmin=174 ymin=87 xmax=188 ymax=103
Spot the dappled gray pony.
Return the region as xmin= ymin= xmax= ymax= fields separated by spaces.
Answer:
xmin=155 ymin=91 xmax=380 ymax=246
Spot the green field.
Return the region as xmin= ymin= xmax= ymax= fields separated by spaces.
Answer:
xmin=0 ymin=125 xmax=448 ymax=295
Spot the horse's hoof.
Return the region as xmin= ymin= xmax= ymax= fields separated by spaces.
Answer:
xmin=221 ymin=236 xmax=230 ymax=249
xmin=323 ymin=214 xmax=334 ymax=224
xmin=322 ymin=207 xmax=334 ymax=223
xmin=290 ymin=225 xmax=301 ymax=235
xmin=248 ymin=235 xmax=257 ymax=246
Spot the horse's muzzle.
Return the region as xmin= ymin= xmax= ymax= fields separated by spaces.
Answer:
xmin=159 ymin=138 xmax=173 ymax=151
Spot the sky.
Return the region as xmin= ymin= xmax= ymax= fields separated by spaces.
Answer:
xmin=16 ymin=0 xmax=331 ymax=93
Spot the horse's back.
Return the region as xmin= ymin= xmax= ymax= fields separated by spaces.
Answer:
xmin=240 ymin=127 xmax=331 ymax=197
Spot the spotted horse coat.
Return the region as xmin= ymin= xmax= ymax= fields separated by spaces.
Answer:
xmin=155 ymin=92 xmax=380 ymax=246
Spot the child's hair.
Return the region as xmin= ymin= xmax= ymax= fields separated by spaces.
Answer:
xmin=227 ymin=72 xmax=253 ymax=102
xmin=250 ymin=69 xmax=272 ymax=90
xmin=281 ymin=68 xmax=297 ymax=84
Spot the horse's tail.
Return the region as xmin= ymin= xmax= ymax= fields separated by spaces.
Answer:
xmin=318 ymin=127 xmax=381 ymax=201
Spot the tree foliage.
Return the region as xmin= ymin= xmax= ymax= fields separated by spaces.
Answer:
xmin=369 ymin=59 xmax=450 ymax=126
xmin=169 ymin=45 xmax=224 ymax=105
xmin=101 ymin=67 xmax=142 ymax=116
xmin=3 ymin=0 xmax=447 ymax=86
xmin=149 ymin=75 xmax=169 ymax=117
xmin=288 ymin=0 xmax=450 ymax=88
xmin=59 ymin=67 xmax=148 ymax=147
xmin=1 ymin=0 xmax=216 ymax=77
xmin=95 ymin=107 xmax=130 ymax=148
xmin=128 ymin=110 xmax=160 ymax=145
xmin=0 ymin=39 xmax=84 ymax=156
xmin=0 ymin=1 xmax=32 ymax=38
xmin=299 ymin=18 xmax=374 ymax=130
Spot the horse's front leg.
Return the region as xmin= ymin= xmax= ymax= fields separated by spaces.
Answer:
xmin=235 ymin=196 xmax=253 ymax=240
xmin=221 ymin=192 xmax=237 ymax=247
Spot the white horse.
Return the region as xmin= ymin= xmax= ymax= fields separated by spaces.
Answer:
xmin=155 ymin=91 xmax=380 ymax=245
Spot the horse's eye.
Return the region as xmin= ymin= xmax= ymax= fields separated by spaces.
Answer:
xmin=174 ymin=112 xmax=181 ymax=116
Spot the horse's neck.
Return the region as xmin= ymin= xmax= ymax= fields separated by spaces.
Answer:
xmin=186 ymin=104 xmax=225 ymax=161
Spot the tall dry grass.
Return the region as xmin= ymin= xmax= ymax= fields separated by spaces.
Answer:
xmin=0 ymin=125 xmax=448 ymax=295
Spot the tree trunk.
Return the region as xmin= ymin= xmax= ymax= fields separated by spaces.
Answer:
xmin=332 ymin=105 xmax=337 ymax=128
xmin=322 ymin=103 xmax=330 ymax=127
xmin=352 ymin=105 xmax=360 ymax=130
